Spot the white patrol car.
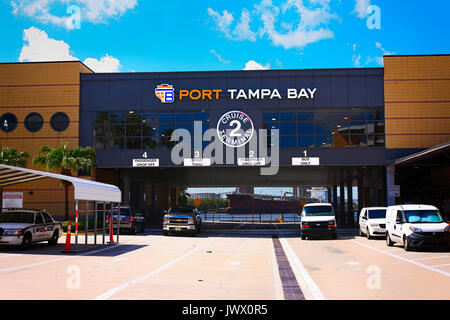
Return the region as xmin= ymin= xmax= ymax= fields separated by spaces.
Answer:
xmin=0 ymin=208 xmax=64 ymax=249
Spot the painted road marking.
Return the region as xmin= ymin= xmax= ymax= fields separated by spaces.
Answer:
xmin=94 ymin=224 xmax=245 ymax=300
xmin=274 ymin=225 xmax=325 ymax=300
xmin=272 ymin=235 xmax=304 ymax=300
xmin=350 ymin=240 xmax=450 ymax=277
xmin=430 ymin=263 xmax=450 ymax=268
xmin=414 ymin=255 xmax=450 ymax=261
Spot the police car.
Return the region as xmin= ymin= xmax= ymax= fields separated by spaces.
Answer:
xmin=0 ymin=208 xmax=64 ymax=249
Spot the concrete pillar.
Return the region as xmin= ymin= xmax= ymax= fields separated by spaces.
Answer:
xmin=332 ymin=185 xmax=338 ymax=215
xmin=339 ymin=183 xmax=345 ymax=228
xmin=357 ymin=169 xmax=364 ymax=218
xmin=327 ymin=187 xmax=332 ymax=203
xmin=123 ymin=174 xmax=130 ymax=205
xmin=386 ymin=163 xmax=396 ymax=206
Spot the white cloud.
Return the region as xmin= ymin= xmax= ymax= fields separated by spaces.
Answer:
xmin=210 ymin=49 xmax=230 ymax=64
xmin=19 ymin=26 xmax=77 ymax=62
xmin=208 ymin=0 xmax=338 ymax=50
xmin=232 ymin=8 xmax=257 ymax=41
xmin=243 ymin=60 xmax=270 ymax=70
xmin=10 ymin=0 xmax=138 ymax=29
xmin=84 ymin=54 xmax=121 ymax=72
xmin=373 ymin=42 xmax=395 ymax=65
xmin=207 ymin=8 xmax=234 ymax=39
xmin=351 ymin=43 xmax=361 ymax=67
xmin=353 ymin=0 xmax=371 ymax=19
xmin=19 ymin=26 xmax=121 ymax=72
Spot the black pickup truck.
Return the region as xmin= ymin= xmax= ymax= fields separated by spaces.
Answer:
xmin=162 ymin=205 xmax=202 ymax=236
xmin=108 ymin=205 xmax=145 ymax=234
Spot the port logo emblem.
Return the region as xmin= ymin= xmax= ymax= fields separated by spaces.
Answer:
xmin=155 ymin=84 xmax=175 ymax=103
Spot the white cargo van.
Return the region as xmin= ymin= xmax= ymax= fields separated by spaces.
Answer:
xmin=385 ymin=204 xmax=450 ymax=251
xmin=300 ymin=203 xmax=337 ymax=240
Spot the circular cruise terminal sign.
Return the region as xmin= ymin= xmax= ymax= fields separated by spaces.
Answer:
xmin=217 ymin=110 xmax=254 ymax=148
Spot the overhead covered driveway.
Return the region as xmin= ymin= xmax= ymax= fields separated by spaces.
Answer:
xmin=0 ymin=164 xmax=122 ymax=250
xmin=387 ymin=141 xmax=450 ymax=220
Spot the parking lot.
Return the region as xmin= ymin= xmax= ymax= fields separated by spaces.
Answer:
xmin=0 ymin=225 xmax=448 ymax=300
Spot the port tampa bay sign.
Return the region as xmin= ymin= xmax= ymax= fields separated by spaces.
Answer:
xmin=155 ymin=84 xmax=317 ymax=103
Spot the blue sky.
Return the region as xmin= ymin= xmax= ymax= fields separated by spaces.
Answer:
xmin=1 ymin=0 xmax=449 ymax=73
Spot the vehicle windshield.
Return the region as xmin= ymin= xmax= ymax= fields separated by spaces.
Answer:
xmin=0 ymin=212 xmax=34 ymax=224
xmin=110 ymin=207 xmax=130 ymax=216
xmin=303 ymin=206 xmax=334 ymax=216
xmin=368 ymin=209 xmax=386 ymax=219
xmin=404 ymin=210 xmax=443 ymax=223
xmin=168 ymin=206 xmax=195 ymax=214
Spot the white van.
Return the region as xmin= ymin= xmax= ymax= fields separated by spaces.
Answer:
xmin=359 ymin=207 xmax=387 ymax=239
xmin=386 ymin=204 xmax=450 ymax=251
xmin=300 ymin=203 xmax=337 ymax=240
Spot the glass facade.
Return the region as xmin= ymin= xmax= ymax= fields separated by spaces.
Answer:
xmin=93 ymin=110 xmax=210 ymax=150
xmin=263 ymin=109 xmax=385 ymax=148
xmin=93 ymin=109 xmax=384 ymax=150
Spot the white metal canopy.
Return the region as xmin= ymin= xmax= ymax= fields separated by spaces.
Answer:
xmin=0 ymin=164 xmax=121 ymax=202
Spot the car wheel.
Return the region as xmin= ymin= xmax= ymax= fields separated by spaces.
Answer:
xmin=21 ymin=233 xmax=32 ymax=249
xmin=130 ymin=224 xmax=137 ymax=235
xmin=403 ymin=236 xmax=412 ymax=251
xmin=359 ymin=228 xmax=364 ymax=237
xmin=48 ymin=230 xmax=59 ymax=246
xmin=162 ymin=230 xmax=169 ymax=236
xmin=332 ymin=233 xmax=338 ymax=240
xmin=140 ymin=224 xmax=145 ymax=233
xmin=301 ymin=234 xmax=307 ymax=240
xmin=366 ymin=228 xmax=372 ymax=240
xmin=386 ymin=232 xmax=394 ymax=247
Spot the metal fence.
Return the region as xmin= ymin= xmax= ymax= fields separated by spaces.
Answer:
xmin=199 ymin=212 xmax=301 ymax=223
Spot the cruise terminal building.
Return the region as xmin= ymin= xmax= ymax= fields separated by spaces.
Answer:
xmin=1 ymin=54 xmax=449 ymax=227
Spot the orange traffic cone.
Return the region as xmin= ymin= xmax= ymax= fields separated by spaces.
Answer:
xmin=64 ymin=221 xmax=72 ymax=253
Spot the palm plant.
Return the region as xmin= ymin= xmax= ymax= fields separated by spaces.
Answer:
xmin=0 ymin=147 xmax=29 ymax=167
xmin=0 ymin=147 xmax=30 ymax=206
xmin=32 ymin=143 xmax=96 ymax=220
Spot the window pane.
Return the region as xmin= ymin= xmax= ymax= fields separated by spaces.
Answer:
xmin=110 ymin=112 xmax=125 ymax=124
xmin=263 ymin=113 xmax=278 ymax=122
xmin=142 ymin=112 xmax=158 ymax=123
xmin=298 ymin=135 xmax=314 ymax=148
xmin=316 ymin=135 xmax=333 ymax=147
xmin=126 ymin=112 xmax=142 ymax=123
xmin=176 ymin=111 xmax=192 ymax=122
xmin=109 ymin=124 xmax=125 ymax=137
xmin=350 ymin=134 xmax=368 ymax=147
xmin=126 ymin=137 xmax=141 ymax=149
xmin=160 ymin=112 xmax=175 ymax=122
xmin=280 ymin=122 xmax=296 ymax=135
xmin=160 ymin=124 xmax=174 ymax=136
xmin=297 ymin=112 xmax=314 ymax=121
xmin=109 ymin=137 xmax=124 ymax=149
xmin=143 ymin=137 xmax=158 ymax=149
xmin=24 ymin=113 xmax=43 ymax=132
xmin=280 ymin=112 xmax=296 ymax=122
xmin=50 ymin=112 xmax=70 ymax=132
xmin=193 ymin=111 xmax=209 ymax=122
xmin=126 ymin=123 xmax=141 ymax=136
xmin=93 ymin=137 xmax=108 ymax=150
xmin=280 ymin=135 xmax=297 ymax=148
xmin=297 ymin=122 xmax=314 ymax=135
xmin=143 ymin=124 xmax=158 ymax=136
xmin=332 ymin=132 xmax=351 ymax=147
